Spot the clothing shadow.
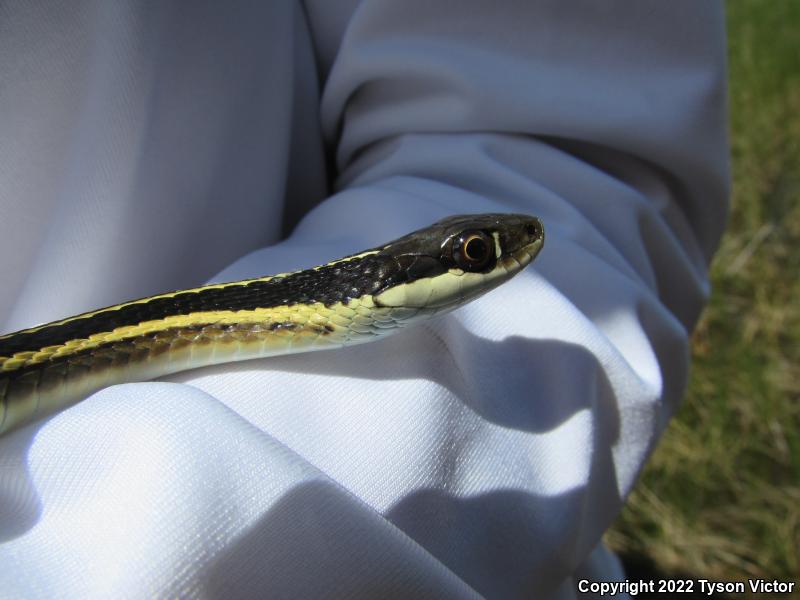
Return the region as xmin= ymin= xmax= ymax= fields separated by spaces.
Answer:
xmin=0 ymin=424 xmax=45 ymax=542
xmin=184 ymin=320 xmax=622 ymax=439
xmin=197 ymin=479 xmax=478 ymax=600
xmin=199 ymin=474 xmax=621 ymax=599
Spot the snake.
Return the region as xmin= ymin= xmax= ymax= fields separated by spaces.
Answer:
xmin=0 ymin=213 xmax=544 ymax=437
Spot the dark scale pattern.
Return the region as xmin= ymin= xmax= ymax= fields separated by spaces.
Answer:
xmin=0 ymin=253 xmax=414 ymax=357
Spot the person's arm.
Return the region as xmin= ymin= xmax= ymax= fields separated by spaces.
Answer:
xmin=296 ymin=0 xmax=728 ymax=595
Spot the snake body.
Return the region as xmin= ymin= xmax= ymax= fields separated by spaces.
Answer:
xmin=0 ymin=213 xmax=544 ymax=436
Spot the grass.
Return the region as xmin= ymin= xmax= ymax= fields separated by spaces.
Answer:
xmin=605 ymin=1 xmax=800 ymax=594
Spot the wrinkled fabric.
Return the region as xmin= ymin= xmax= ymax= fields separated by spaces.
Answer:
xmin=0 ymin=1 xmax=728 ymax=598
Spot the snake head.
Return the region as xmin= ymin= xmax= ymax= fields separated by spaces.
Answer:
xmin=372 ymin=213 xmax=544 ymax=310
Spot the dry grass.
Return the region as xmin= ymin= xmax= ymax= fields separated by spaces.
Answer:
xmin=606 ymin=1 xmax=800 ymax=595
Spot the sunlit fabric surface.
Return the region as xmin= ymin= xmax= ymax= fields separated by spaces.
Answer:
xmin=0 ymin=1 xmax=728 ymax=598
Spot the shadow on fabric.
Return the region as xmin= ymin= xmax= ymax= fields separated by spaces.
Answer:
xmin=199 ymin=478 xmax=619 ymax=599
xmin=194 ymin=323 xmax=626 ymax=438
xmin=0 ymin=424 xmax=45 ymax=542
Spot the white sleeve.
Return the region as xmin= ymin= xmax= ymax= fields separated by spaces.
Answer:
xmin=0 ymin=2 xmax=728 ymax=598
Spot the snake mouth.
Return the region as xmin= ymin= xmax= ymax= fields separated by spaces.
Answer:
xmin=512 ymin=235 xmax=544 ymax=268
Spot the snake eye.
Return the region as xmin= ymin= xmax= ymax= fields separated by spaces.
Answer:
xmin=453 ymin=230 xmax=494 ymax=271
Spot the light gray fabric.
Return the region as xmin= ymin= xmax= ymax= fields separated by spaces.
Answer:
xmin=0 ymin=1 xmax=728 ymax=598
